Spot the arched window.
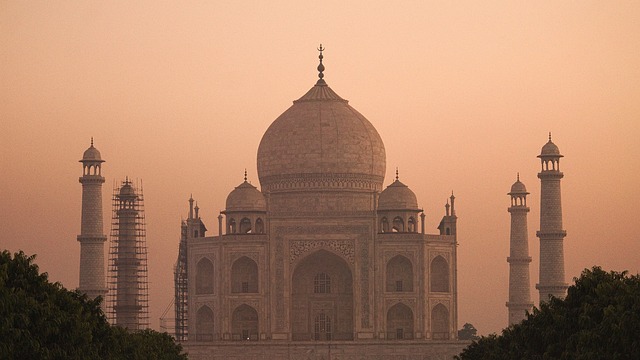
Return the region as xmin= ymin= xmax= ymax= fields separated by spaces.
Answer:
xmin=239 ymin=218 xmax=252 ymax=233
xmin=231 ymin=304 xmax=258 ymax=341
xmin=380 ymin=217 xmax=389 ymax=233
xmin=430 ymin=256 xmax=449 ymax=293
xmin=431 ymin=304 xmax=449 ymax=340
xmin=196 ymin=258 xmax=214 ymax=294
xmin=255 ymin=218 xmax=264 ymax=234
xmin=314 ymin=273 xmax=331 ymax=294
xmin=228 ymin=218 xmax=237 ymax=234
xmin=314 ymin=313 xmax=332 ymax=340
xmin=387 ymin=303 xmax=414 ymax=340
xmin=408 ymin=217 xmax=416 ymax=233
xmin=392 ymin=217 xmax=404 ymax=232
xmin=231 ymin=256 xmax=258 ymax=293
xmin=386 ymin=255 xmax=413 ymax=292
xmin=195 ymin=306 xmax=214 ymax=342
xmin=445 ymin=227 xmax=451 ymax=235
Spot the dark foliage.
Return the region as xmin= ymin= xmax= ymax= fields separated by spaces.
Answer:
xmin=458 ymin=323 xmax=480 ymax=341
xmin=0 ymin=250 xmax=187 ymax=359
xmin=457 ymin=267 xmax=640 ymax=359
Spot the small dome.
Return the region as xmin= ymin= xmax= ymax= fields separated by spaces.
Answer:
xmin=225 ymin=181 xmax=266 ymax=212
xmin=539 ymin=134 xmax=563 ymax=158
xmin=509 ymin=180 xmax=528 ymax=194
xmin=81 ymin=144 xmax=104 ymax=162
xmin=378 ymin=180 xmax=419 ymax=211
xmin=119 ymin=182 xmax=136 ymax=197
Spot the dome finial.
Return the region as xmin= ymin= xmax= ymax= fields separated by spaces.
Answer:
xmin=244 ymin=168 xmax=247 ymax=182
xmin=316 ymin=44 xmax=326 ymax=86
xmin=90 ymin=137 xmax=94 ymax=147
xmin=549 ymin=132 xmax=552 ymax=141
xmin=517 ymin=172 xmax=520 ymax=181
xmin=395 ymin=167 xmax=399 ymax=181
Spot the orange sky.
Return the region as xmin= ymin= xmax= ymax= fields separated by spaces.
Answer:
xmin=2 ymin=1 xmax=639 ymax=335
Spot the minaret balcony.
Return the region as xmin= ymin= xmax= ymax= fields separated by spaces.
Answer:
xmin=537 ymin=171 xmax=564 ymax=179
xmin=77 ymin=235 xmax=107 ymax=243
xmin=507 ymin=256 xmax=532 ymax=263
xmin=79 ymin=175 xmax=106 ymax=183
xmin=536 ymin=230 xmax=567 ymax=239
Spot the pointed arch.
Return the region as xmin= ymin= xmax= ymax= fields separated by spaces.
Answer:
xmin=239 ymin=217 xmax=252 ymax=233
xmin=408 ymin=217 xmax=417 ymax=232
xmin=195 ymin=305 xmax=214 ymax=341
xmin=431 ymin=304 xmax=449 ymax=339
xmin=231 ymin=304 xmax=258 ymax=341
xmin=386 ymin=255 xmax=413 ymax=292
xmin=392 ymin=217 xmax=404 ymax=232
xmin=430 ymin=256 xmax=449 ymax=293
xmin=255 ymin=218 xmax=264 ymax=234
xmin=196 ymin=257 xmax=214 ymax=294
xmin=387 ymin=303 xmax=414 ymax=340
xmin=380 ymin=217 xmax=389 ymax=233
xmin=231 ymin=256 xmax=258 ymax=293
xmin=291 ymin=250 xmax=353 ymax=341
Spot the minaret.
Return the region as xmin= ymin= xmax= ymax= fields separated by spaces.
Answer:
xmin=107 ymin=178 xmax=149 ymax=330
xmin=506 ymin=174 xmax=533 ymax=325
xmin=78 ymin=138 xmax=108 ymax=301
xmin=536 ymin=133 xmax=568 ymax=303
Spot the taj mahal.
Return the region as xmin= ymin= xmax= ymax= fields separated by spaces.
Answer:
xmin=77 ymin=47 xmax=568 ymax=359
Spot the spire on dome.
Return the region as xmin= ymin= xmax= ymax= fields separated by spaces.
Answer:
xmin=395 ymin=167 xmax=399 ymax=181
xmin=316 ymin=44 xmax=326 ymax=86
xmin=91 ymin=137 xmax=94 ymax=147
xmin=549 ymin=132 xmax=552 ymax=141
xmin=244 ymin=169 xmax=248 ymax=182
xmin=517 ymin=172 xmax=520 ymax=181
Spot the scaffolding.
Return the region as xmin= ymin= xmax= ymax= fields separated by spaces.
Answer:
xmin=107 ymin=178 xmax=149 ymax=330
xmin=160 ymin=298 xmax=176 ymax=336
xmin=174 ymin=220 xmax=188 ymax=341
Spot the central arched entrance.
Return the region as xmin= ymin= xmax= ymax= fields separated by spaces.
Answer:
xmin=291 ymin=249 xmax=354 ymax=341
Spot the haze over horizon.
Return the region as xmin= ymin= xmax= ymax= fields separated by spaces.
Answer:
xmin=2 ymin=1 xmax=639 ymax=336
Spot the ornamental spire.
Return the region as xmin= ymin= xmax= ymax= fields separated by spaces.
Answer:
xmin=316 ymin=44 xmax=326 ymax=86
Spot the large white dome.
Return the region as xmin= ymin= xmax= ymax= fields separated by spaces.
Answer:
xmin=257 ymin=80 xmax=386 ymax=193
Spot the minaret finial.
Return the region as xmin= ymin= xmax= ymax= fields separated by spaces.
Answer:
xmin=549 ymin=132 xmax=552 ymax=141
xmin=244 ymin=168 xmax=247 ymax=182
xmin=90 ymin=137 xmax=94 ymax=147
xmin=395 ymin=167 xmax=399 ymax=181
xmin=517 ymin=172 xmax=520 ymax=181
xmin=316 ymin=44 xmax=326 ymax=86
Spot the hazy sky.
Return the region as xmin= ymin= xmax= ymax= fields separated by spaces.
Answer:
xmin=2 ymin=1 xmax=639 ymax=335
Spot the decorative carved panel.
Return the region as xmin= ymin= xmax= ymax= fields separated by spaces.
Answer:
xmin=289 ymin=240 xmax=354 ymax=265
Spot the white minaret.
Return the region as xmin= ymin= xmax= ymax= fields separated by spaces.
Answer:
xmin=536 ymin=133 xmax=568 ymax=303
xmin=506 ymin=174 xmax=533 ymax=325
xmin=78 ymin=138 xmax=108 ymax=301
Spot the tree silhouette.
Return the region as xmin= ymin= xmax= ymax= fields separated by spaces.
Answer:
xmin=0 ymin=250 xmax=187 ymax=359
xmin=457 ymin=267 xmax=640 ymax=359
